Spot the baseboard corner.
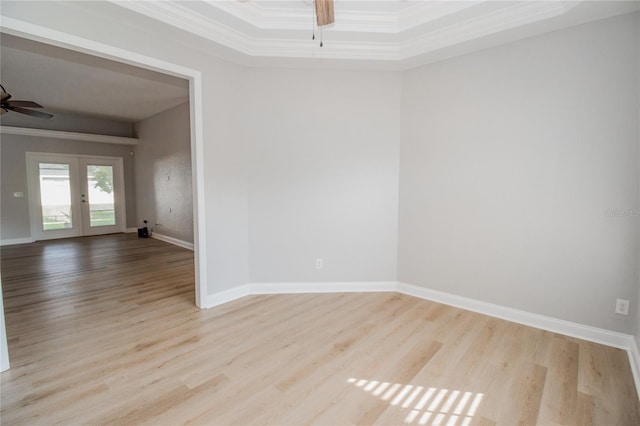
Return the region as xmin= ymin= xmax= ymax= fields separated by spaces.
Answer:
xmin=151 ymin=232 xmax=194 ymax=251
xmin=205 ymin=285 xmax=251 ymax=309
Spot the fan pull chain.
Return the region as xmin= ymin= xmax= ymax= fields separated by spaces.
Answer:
xmin=311 ymin=1 xmax=324 ymax=48
xmin=312 ymin=1 xmax=316 ymax=41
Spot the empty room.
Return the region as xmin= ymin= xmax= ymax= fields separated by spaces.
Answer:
xmin=1 ymin=1 xmax=639 ymax=425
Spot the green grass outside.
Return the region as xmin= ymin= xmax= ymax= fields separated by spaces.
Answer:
xmin=90 ymin=210 xmax=115 ymax=227
xmin=42 ymin=209 xmax=115 ymax=230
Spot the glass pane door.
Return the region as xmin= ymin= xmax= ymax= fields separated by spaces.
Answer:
xmin=27 ymin=153 xmax=125 ymax=241
xmin=38 ymin=163 xmax=74 ymax=231
xmin=79 ymin=157 xmax=125 ymax=237
xmin=86 ymin=165 xmax=116 ymax=228
xmin=27 ymin=154 xmax=82 ymax=241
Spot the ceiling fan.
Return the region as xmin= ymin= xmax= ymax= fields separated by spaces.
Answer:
xmin=310 ymin=0 xmax=334 ymax=47
xmin=315 ymin=0 xmax=334 ymax=27
xmin=0 ymin=84 xmax=53 ymax=119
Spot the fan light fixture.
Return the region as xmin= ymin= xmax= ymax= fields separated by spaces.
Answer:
xmin=312 ymin=0 xmax=334 ymax=47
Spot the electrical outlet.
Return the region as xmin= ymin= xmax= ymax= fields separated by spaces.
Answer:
xmin=316 ymin=258 xmax=323 ymax=270
xmin=615 ymin=299 xmax=629 ymax=315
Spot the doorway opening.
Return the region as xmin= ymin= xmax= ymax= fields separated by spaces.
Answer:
xmin=1 ymin=18 xmax=208 ymax=372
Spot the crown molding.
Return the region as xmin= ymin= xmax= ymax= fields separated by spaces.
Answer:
xmin=399 ymin=0 xmax=577 ymax=59
xmin=112 ymin=0 xmax=580 ymax=63
xmin=209 ymin=1 xmax=482 ymax=33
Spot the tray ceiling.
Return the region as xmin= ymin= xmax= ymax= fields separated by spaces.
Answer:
xmin=112 ymin=0 xmax=640 ymax=66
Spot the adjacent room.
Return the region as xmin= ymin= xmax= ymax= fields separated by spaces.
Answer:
xmin=1 ymin=1 xmax=639 ymax=424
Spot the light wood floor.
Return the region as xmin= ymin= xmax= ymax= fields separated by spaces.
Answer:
xmin=1 ymin=234 xmax=638 ymax=425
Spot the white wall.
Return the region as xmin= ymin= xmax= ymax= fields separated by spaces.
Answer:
xmin=245 ymin=69 xmax=401 ymax=283
xmin=134 ymin=102 xmax=193 ymax=244
xmin=398 ymin=12 xmax=640 ymax=334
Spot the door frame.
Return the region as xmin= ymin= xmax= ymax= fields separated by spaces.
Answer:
xmin=78 ymin=156 xmax=126 ymax=237
xmin=0 ymin=14 xmax=208 ymax=377
xmin=26 ymin=152 xmax=127 ymax=240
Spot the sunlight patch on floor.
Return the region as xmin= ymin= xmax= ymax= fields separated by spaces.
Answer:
xmin=347 ymin=378 xmax=483 ymax=426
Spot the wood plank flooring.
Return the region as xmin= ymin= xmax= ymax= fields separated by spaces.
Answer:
xmin=1 ymin=234 xmax=638 ymax=425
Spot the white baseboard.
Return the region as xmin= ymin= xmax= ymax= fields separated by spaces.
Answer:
xmin=151 ymin=233 xmax=194 ymax=250
xmin=396 ymin=282 xmax=632 ymax=350
xmin=250 ymin=281 xmax=397 ymax=295
xmin=0 ymin=237 xmax=34 ymax=246
xmin=630 ymin=337 xmax=640 ymax=395
xmin=125 ymin=227 xmax=138 ymax=233
xmin=206 ymin=281 xmax=396 ymax=308
xmin=207 ymin=284 xmax=251 ymax=308
xmin=202 ymin=279 xmax=640 ymax=399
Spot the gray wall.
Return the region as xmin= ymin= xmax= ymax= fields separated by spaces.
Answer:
xmin=245 ymin=69 xmax=401 ymax=283
xmin=134 ymin=102 xmax=193 ymax=243
xmin=398 ymin=12 xmax=639 ymax=334
xmin=1 ymin=117 xmax=137 ymax=241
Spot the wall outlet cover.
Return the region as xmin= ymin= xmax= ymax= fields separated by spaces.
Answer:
xmin=615 ymin=299 xmax=629 ymax=315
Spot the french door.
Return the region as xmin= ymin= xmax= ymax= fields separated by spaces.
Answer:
xmin=26 ymin=153 xmax=126 ymax=241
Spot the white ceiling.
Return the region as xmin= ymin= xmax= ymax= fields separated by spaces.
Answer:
xmin=114 ymin=0 xmax=640 ymax=65
xmin=0 ymin=34 xmax=189 ymax=123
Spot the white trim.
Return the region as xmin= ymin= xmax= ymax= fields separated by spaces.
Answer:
xmin=111 ymin=0 xmax=574 ymax=62
xmin=125 ymin=228 xmax=138 ymax=233
xmin=189 ymin=71 xmax=207 ymax=309
xmin=0 ymin=237 xmax=34 ymax=246
xmin=630 ymin=337 xmax=640 ymax=399
xmin=151 ymin=233 xmax=194 ymax=251
xmin=206 ymin=284 xmax=251 ymax=308
xmin=250 ymin=281 xmax=397 ymax=295
xmin=1 ymin=17 xmax=207 ymax=312
xmin=201 ymin=280 xmax=640 ymax=398
xmin=0 ymin=126 xmax=137 ymax=145
xmin=204 ymin=281 xmax=397 ymax=308
xmin=0 ymin=279 xmax=9 ymax=372
xmin=397 ymin=282 xmax=632 ymax=350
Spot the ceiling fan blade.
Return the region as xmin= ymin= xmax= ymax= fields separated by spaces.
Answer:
xmin=7 ymin=106 xmax=53 ymax=119
xmin=7 ymin=100 xmax=43 ymax=108
xmin=315 ymin=0 xmax=334 ymax=26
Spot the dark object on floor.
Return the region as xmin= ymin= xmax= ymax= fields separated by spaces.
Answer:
xmin=138 ymin=220 xmax=150 ymax=238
